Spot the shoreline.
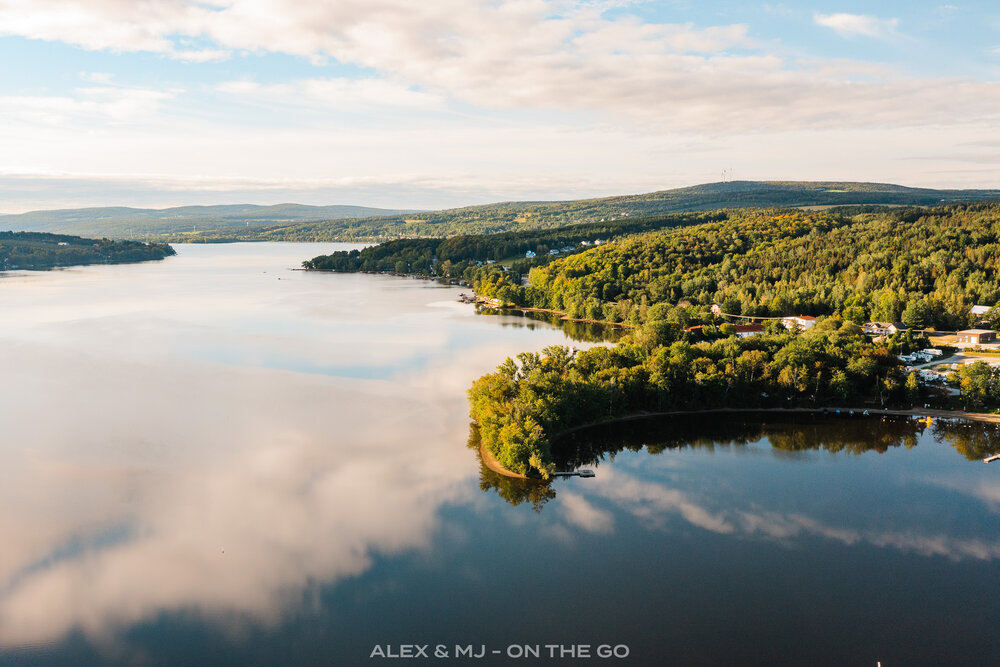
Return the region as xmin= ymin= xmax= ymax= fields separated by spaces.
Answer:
xmin=481 ymin=303 xmax=637 ymax=330
xmin=478 ymin=443 xmax=530 ymax=480
xmin=479 ymin=405 xmax=1000 ymax=479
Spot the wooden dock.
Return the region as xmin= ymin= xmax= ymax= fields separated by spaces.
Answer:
xmin=551 ymin=469 xmax=595 ymax=478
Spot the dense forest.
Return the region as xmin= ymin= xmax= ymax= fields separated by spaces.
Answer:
xmin=303 ymin=210 xmax=726 ymax=277
xmin=0 ymin=231 xmax=175 ymax=270
xmin=147 ymin=180 xmax=1000 ymax=242
xmin=468 ymin=322 xmax=909 ymax=477
xmin=515 ymin=203 xmax=1000 ymax=330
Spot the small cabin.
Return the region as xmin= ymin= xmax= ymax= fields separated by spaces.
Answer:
xmin=733 ymin=324 xmax=764 ymax=338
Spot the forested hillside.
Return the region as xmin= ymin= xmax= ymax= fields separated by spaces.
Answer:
xmin=0 ymin=203 xmax=418 ymax=238
xmin=309 ymin=203 xmax=1000 ymax=331
xmin=514 ymin=203 xmax=1000 ymax=330
xmin=0 ymin=231 xmax=175 ymax=270
xmin=303 ymin=210 xmax=727 ymax=275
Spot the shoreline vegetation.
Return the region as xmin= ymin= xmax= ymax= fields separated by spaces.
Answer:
xmin=478 ymin=407 xmax=1000 ymax=479
xmin=0 ymin=231 xmax=175 ymax=271
xmin=304 ymin=202 xmax=1000 ymax=478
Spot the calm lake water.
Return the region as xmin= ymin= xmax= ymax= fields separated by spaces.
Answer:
xmin=2 ymin=243 xmax=999 ymax=665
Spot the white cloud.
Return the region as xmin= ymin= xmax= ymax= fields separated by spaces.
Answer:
xmin=217 ymin=77 xmax=445 ymax=112
xmin=0 ymin=0 xmax=998 ymax=207
xmin=559 ymin=491 xmax=615 ymax=533
xmin=814 ymin=12 xmax=900 ymax=39
xmin=80 ymin=71 xmax=115 ymax=84
xmin=0 ymin=86 xmax=176 ymax=126
xmin=5 ymin=0 xmax=993 ymax=134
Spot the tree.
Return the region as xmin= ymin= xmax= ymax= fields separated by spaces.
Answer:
xmin=905 ymin=372 xmax=920 ymax=405
xmin=902 ymin=300 xmax=930 ymax=329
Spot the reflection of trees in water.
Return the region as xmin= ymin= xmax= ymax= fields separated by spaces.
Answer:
xmin=475 ymin=413 xmax=1000 ymax=509
xmin=478 ymin=465 xmax=556 ymax=512
xmin=931 ymin=421 xmax=1000 ymax=460
xmin=555 ymin=417 xmax=764 ymax=469
xmin=555 ymin=412 xmax=1000 ymax=468
xmin=468 ymin=425 xmax=554 ymax=511
xmin=764 ymin=419 xmax=920 ymax=455
xmin=476 ymin=307 xmax=625 ymax=343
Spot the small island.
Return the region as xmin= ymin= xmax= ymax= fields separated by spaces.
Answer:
xmin=0 ymin=231 xmax=175 ymax=271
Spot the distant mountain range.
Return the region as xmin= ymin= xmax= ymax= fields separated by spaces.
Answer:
xmin=0 ymin=203 xmax=420 ymax=238
xmin=3 ymin=181 xmax=999 ymax=241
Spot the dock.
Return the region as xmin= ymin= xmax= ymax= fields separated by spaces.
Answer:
xmin=551 ymin=469 xmax=595 ymax=478
xmin=985 ymin=454 xmax=1000 ymax=463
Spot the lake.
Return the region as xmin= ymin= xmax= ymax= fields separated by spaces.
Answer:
xmin=1 ymin=243 xmax=999 ymax=665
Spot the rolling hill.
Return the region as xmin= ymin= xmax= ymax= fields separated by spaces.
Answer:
xmin=4 ymin=181 xmax=999 ymax=242
xmin=0 ymin=203 xmax=420 ymax=238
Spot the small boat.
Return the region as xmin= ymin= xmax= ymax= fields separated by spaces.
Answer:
xmin=984 ymin=454 xmax=1000 ymax=463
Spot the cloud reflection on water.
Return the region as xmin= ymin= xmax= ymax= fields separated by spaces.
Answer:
xmin=0 ymin=347 xmax=479 ymax=646
xmin=0 ymin=245 xmax=581 ymax=649
xmin=579 ymin=465 xmax=1000 ymax=563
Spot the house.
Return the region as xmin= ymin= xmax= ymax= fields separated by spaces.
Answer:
xmin=863 ymin=321 xmax=903 ymax=336
xmin=956 ymin=329 xmax=997 ymax=345
xmin=548 ymin=249 xmax=560 ymax=255
xmin=733 ymin=324 xmax=764 ymax=338
xmin=782 ymin=316 xmax=817 ymax=331
xmin=711 ymin=304 xmax=722 ymax=316
xmin=525 ymin=251 xmax=536 ymax=258
xmin=971 ymin=305 xmax=992 ymax=316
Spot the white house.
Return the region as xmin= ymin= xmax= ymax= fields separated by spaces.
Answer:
xmin=782 ymin=316 xmax=817 ymax=331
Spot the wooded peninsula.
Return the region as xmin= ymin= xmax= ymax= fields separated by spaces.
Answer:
xmin=0 ymin=231 xmax=175 ymax=271
xmin=306 ymin=203 xmax=1000 ymax=477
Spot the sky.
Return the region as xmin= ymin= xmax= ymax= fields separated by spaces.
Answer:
xmin=0 ymin=0 xmax=998 ymax=213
